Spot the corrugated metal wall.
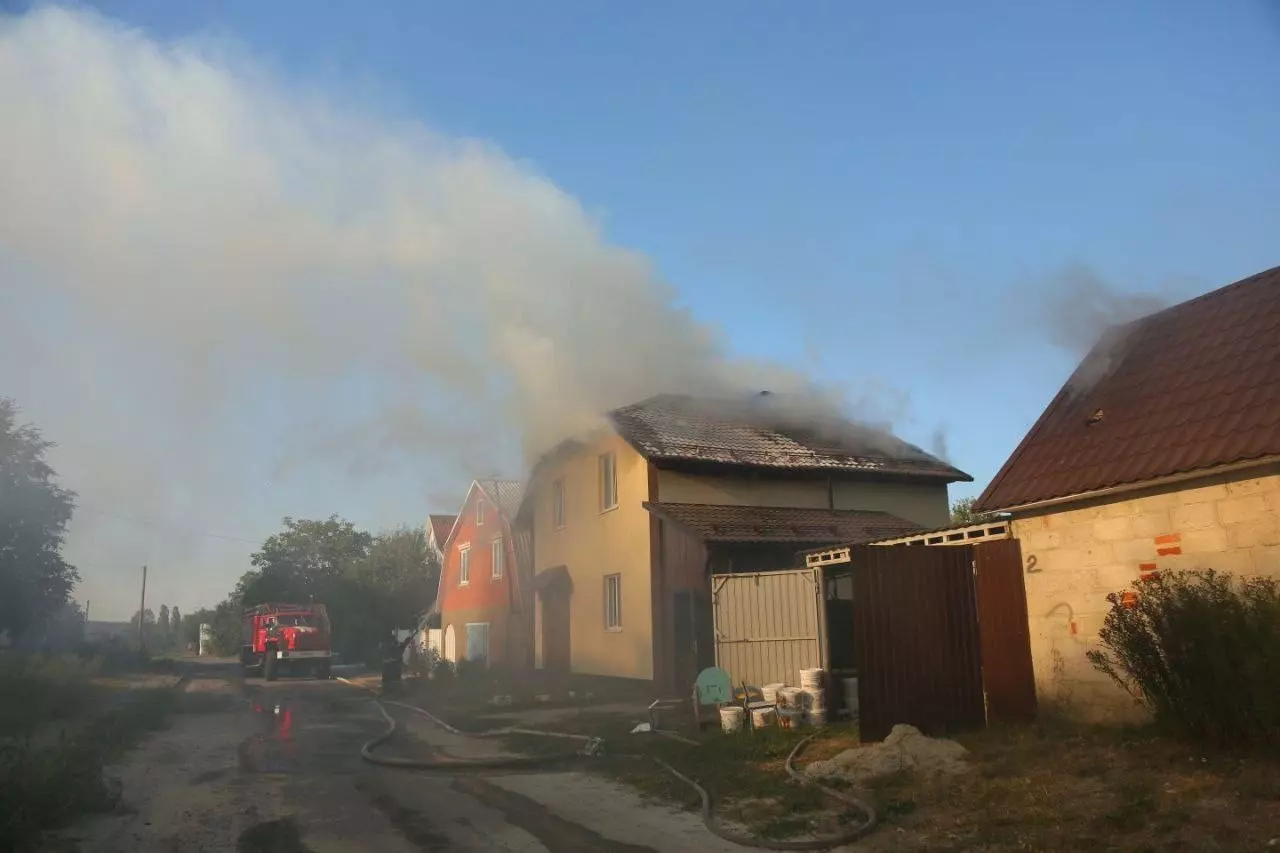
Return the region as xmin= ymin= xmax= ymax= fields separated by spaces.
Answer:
xmin=711 ymin=568 xmax=826 ymax=689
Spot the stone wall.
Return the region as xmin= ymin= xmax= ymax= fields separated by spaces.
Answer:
xmin=1011 ymin=462 xmax=1280 ymax=720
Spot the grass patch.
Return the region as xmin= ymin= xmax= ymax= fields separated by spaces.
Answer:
xmin=0 ymin=678 xmax=191 ymax=852
xmin=847 ymin=719 xmax=1280 ymax=852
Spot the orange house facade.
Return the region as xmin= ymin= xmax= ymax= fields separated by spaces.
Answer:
xmin=437 ymin=479 xmax=527 ymax=668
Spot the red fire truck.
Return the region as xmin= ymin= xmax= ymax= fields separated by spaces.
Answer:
xmin=239 ymin=602 xmax=332 ymax=681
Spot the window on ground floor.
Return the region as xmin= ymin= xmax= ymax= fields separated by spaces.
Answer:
xmin=466 ymin=622 xmax=490 ymax=662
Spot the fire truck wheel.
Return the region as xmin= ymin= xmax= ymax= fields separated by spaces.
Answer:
xmin=264 ymin=650 xmax=279 ymax=681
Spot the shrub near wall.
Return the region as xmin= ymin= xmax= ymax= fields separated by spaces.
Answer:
xmin=1088 ymin=569 xmax=1280 ymax=749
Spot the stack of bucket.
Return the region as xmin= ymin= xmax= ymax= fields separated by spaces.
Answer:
xmin=799 ymin=667 xmax=828 ymax=727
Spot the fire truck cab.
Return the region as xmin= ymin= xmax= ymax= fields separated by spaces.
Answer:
xmin=240 ymin=602 xmax=332 ymax=681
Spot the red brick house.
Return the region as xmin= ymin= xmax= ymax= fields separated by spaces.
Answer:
xmin=436 ymin=479 xmax=527 ymax=668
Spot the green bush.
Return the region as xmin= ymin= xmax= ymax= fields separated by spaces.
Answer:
xmin=1087 ymin=569 xmax=1280 ymax=748
xmin=0 ymin=653 xmax=102 ymax=735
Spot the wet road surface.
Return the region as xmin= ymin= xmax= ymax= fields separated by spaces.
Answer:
xmin=55 ymin=660 xmax=753 ymax=853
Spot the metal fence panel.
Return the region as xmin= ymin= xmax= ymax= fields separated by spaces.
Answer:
xmin=711 ymin=568 xmax=826 ymax=689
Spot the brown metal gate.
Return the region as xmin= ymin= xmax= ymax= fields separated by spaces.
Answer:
xmin=847 ymin=540 xmax=1036 ymax=741
xmin=850 ymin=545 xmax=985 ymax=742
xmin=975 ymin=538 xmax=1038 ymax=724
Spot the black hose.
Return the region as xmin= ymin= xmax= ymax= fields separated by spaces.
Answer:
xmin=344 ymin=680 xmax=878 ymax=849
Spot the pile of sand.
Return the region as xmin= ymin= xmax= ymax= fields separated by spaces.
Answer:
xmin=804 ymin=724 xmax=969 ymax=782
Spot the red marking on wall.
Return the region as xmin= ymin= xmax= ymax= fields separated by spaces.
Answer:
xmin=1140 ymin=570 xmax=1160 ymax=582
xmin=1154 ymin=533 xmax=1182 ymax=545
xmin=1139 ymin=562 xmax=1158 ymax=571
xmin=1070 ymin=620 xmax=1079 ymax=636
xmin=1121 ymin=591 xmax=1139 ymax=608
xmin=1157 ymin=546 xmax=1183 ymax=556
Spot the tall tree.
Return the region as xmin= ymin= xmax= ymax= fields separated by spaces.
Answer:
xmin=0 ymin=399 xmax=80 ymax=637
xmin=170 ymin=605 xmax=181 ymax=638
xmin=361 ymin=526 xmax=441 ymax=627
xmin=243 ymin=515 xmax=373 ymax=602
xmin=157 ymin=604 xmax=171 ymax=639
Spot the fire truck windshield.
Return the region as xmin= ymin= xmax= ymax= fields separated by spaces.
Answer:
xmin=275 ymin=614 xmax=316 ymax=627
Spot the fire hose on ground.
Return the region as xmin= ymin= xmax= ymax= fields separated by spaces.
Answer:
xmin=338 ymin=677 xmax=879 ymax=850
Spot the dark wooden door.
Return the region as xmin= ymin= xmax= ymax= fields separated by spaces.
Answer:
xmin=975 ymin=539 xmax=1038 ymax=724
xmin=849 ymin=545 xmax=986 ymax=742
xmin=541 ymin=589 xmax=571 ymax=674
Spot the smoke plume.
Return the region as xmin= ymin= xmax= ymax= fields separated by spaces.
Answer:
xmin=0 ymin=6 xmax=833 ymax=615
xmin=1033 ymin=263 xmax=1171 ymax=396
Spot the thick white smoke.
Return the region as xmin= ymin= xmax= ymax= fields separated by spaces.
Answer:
xmin=0 ymin=6 xmax=826 ymax=616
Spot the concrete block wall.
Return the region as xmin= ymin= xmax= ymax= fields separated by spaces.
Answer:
xmin=1011 ymin=464 xmax=1280 ymax=721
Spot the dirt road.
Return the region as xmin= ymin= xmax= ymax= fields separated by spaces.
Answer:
xmin=48 ymin=660 xmax=757 ymax=853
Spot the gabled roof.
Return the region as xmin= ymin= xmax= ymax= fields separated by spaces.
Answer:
xmin=476 ymin=478 xmax=524 ymax=521
xmin=426 ymin=514 xmax=456 ymax=551
xmin=976 ymin=265 xmax=1280 ymax=512
xmin=643 ymin=501 xmax=921 ymax=544
xmin=608 ymin=393 xmax=970 ymax=482
xmin=428 ymin=479 xmax=523 ymax=618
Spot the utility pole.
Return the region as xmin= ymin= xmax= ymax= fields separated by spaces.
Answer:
xmin=138 ymin=564 xmax=148 ymax=654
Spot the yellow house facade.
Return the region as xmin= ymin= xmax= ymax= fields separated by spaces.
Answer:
xmin=522 ymin=393 xmax=970 ymax=687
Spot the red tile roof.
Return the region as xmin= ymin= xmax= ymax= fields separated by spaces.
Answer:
xmin=976 ymin=265 xmax=1280 ymax=512
xmin=427 ymin=514 xmax=456 ymax=548
xmin=610 ymin=393 xmax=970 ymax=482
xmin=643 ymin=501 xmax=921 ymax=544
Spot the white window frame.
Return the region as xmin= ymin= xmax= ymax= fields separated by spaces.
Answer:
xmin=476 ymin=498 xmax=485 ymax=526
xmin=552 ymin=477 xmax=566 ymax=529
xmin=604 ymin=573 xmax=622 ymax=632
xmin=598 ymin=452 xmax=618 ymax=512
xmin=491 ymin=538 xmax=504 ymax=579
xmin=458 ymin=544 xmax=471 ymax=586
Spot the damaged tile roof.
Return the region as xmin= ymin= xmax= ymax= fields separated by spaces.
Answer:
xmin=644 ymin=501 xmax=922 ymax=544
xmin=477 ymin=478 xmax=524 ymax=521
xmin=976 ymin=265 xmax=1280 ymax=512
xmin=609 ymin=393 xmax=970 ymax=482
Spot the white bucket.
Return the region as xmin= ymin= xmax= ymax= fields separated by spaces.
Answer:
xmin=719 ymin=706 xmax=745 ymax=733
xmin=842 ymin=677 xmax=859 ymax=713
xmin=800 ymin=687 xmax=826 ymax=710
xmin=806 ymin=708 xmax=828 ymax=727
xmin=762 ymin=683 xmax=787 ymax=705
xmin=799 ymin=668 xmax=825 ymax=690
xmin=751 ymin=707 xmax=776 ymax=729
xmin=778 ymin=687 xmax=805 ymax=709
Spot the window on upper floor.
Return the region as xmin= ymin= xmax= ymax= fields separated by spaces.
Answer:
xmin=491 ymin=538 xmax=504 ymax=579
xmin=552 ymin=477 xmax=566 ymax=529
xmin=459 ymin=545 xmax=471 ymax=585
xmin=476 ymin=498 xmax=485 ymax=526
xmin=604 ymin=573 xmax=622 ymax=631
xmin=598 ymin=452 xmax=617 ymax=512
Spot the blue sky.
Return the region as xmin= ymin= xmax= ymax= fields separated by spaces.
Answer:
xmin=78 ymin=0 xmax=1276 ymax=481
xmin=3 ymin=1 xmax=1278 ymax=617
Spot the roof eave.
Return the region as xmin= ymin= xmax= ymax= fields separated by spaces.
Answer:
xmin=981 ymin=454 xmax=1280 ymax=516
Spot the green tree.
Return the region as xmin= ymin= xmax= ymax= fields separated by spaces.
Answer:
xmin=362 ymin=526 xmax=441 ymax=627
xmin=0 ymin=399 xmax=80 ymax=638
xmin=950 ymin=496 xmax=993 ymax=526
xmin=169 ymin=605 xmax=181 ymax=648
xmin=157 ymin=604 xmax=171 ymax=640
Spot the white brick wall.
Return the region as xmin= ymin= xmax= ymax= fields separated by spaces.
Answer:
xmin=1011 ymin=465 xmax=1280 ymax=722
